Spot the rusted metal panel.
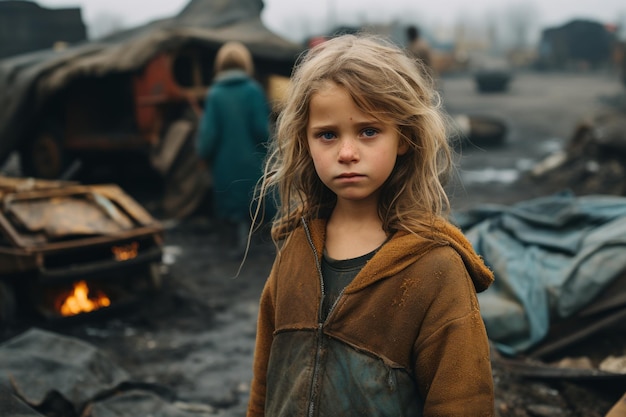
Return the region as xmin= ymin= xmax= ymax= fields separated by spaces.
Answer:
xmin=8 ymin=194 xmax=135 ymax=238
xmin=0 ymin=178 xmax=162 ymax=250
xmin=133 ymin=51 xmax=206 ymax=144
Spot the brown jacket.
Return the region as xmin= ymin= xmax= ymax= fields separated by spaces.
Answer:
xmin=247 ymin=218 xmax=495 ymax=416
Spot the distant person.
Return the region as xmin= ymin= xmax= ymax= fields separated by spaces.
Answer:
xmin=246 ymin=34 xmax=495 ymax=416
xmin=407 ymin=25 xmax=434 ymax=77
xmin=196 ymin=41 xmax=271 ymax=257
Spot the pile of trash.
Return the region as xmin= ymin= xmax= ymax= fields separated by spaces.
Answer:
xmin=452 ymin=103 xmax=626 ymax=416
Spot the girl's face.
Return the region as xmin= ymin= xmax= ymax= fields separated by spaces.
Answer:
xmin=307 ymin=82 xmax=408 ymax=206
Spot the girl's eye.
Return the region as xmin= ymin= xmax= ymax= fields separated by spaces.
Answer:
xmin=319 ymin=132 xmax=335 ymax=140
xmin=362 ymin=128 xmax=378 ymax=137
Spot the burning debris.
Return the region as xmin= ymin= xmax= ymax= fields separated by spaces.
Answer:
xmin=0 ymin=176 xmax=164 ymax=323
xmin=59 ymin=281 xmax=111 ymax=317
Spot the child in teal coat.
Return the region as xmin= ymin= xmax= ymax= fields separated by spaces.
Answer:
xmin=197 ymin=41 xmax=271 ymax=256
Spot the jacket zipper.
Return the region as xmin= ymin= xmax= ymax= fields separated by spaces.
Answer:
xmin=302 ymin=218 xmax=353 ymax=417
xmin=302 ymin=219 xmax=324 ymax=417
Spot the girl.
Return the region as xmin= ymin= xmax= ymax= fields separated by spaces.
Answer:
xmin=247 ymin=34 xmax=495 ymax=417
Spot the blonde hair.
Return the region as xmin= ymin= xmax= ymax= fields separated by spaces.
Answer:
xmin=214 ymin=41 xmax=254 ymax=75
xmin=256 ymin=34 xmax=454 ymax=241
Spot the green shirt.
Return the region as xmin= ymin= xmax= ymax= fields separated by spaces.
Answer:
xmin=321 ymin=248 xmax=377 ymax=320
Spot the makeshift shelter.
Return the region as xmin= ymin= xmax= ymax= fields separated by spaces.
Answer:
xmin=536 ymin=19 xmax=616 ymax=71
xmin=0 ymin=0 xmax=303 ymax=218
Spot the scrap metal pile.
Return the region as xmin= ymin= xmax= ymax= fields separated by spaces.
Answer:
xmin=0 ymin=176 xmax=164 ymax=323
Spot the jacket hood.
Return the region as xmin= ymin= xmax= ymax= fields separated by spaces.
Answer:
xmin=303 ymin=218 xmax=494 ymax=293
xmin=213 ymin=69 xmax=250 ymax=84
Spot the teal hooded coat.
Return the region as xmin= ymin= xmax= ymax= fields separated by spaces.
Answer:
xmin=196 ymin=69 xmax=271 ymax=222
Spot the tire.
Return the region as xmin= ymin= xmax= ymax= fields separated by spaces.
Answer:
xmin=19 ymin=128 xmax=67 ymax=179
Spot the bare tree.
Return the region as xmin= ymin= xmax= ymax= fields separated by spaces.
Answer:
xmin=501 ymin=2 xmax=539 ymax=49
xmin=484 ymin=11 xmax=499 ymax=55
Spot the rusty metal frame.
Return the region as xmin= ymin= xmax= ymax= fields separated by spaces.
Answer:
xmin=0 ymin=176 xmax=164 ymax=278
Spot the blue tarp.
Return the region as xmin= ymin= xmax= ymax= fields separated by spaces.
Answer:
xmin=455 ymin=191 xmax=626 ymax=356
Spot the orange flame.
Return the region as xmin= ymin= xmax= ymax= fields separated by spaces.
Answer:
xmin=60 ymin=280 xmax=111 ymax=316
xmin=112 ymin=242 xmax=139 ymax=261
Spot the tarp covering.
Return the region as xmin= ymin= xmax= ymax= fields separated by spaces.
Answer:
xmin=0 ymin=384 xmax=44 ymax=417
xmin=0 ymin=0 xmax=303 ymax=166
xmin=455 ymin=191 xmax=626 ymax=355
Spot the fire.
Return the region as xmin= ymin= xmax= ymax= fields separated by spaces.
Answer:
xmin=60 ymin=280 xmax=111 ymax=316
xmin=112 ymin=242 xmax=139 ymax=261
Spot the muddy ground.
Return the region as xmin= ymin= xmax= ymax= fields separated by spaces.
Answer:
xmin=2 ymin=71 xmax=626 ymax=416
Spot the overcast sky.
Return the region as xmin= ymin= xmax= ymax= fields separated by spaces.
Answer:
xmin=37 ymin=0 xmax=626 ymax=41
